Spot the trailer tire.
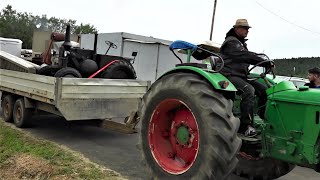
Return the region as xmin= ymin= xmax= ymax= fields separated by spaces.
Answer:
xmin=13 ymin=98 xmax=32 ymax=128
xmin=1 ymin=95 xmax=14 ymax=122
xmin=54 ymin=67 xmax=82 ymax=78
xmin=101 ymin=60 xmax=136 ymax=79
xmin=234 ymin=140 xmax=295 ymax=180
xmin=139 ymin=72 xmax=241 ymax=180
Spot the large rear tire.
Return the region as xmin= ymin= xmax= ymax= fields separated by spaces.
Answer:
xmin=139 ymin=72 xmax=241 ymax=179
xmin=101 ymin=60 xmax=136 ymax=79
xmin=1 ymin=95 xmax=14 ymax=122
xmin=234 ymin=139 xmax=295 ymax=180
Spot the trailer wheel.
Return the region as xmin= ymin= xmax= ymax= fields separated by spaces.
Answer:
xmin=101 ymin=60 xmax=137 ymax=79
xmin=234 ymin=140 xmax=295 ymax=180
xmin=1 ymin=95 xmax=14 ymax=122
xmin=54 ymin=67 xmax=82 ymax=78
xmin=13 ymin=98 xmax=32 ymax=128
xmin=139 ymin=72 xmax=241 ymax=179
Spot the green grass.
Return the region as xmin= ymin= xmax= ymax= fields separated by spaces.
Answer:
xmin=0 ymin=120 xmax=124 ymax=180
xmin=0 ymin=121 xmax=74 ymax=164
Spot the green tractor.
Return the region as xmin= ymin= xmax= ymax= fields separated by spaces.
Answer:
xmin=139 ymin=40 xmax=320 ymax=179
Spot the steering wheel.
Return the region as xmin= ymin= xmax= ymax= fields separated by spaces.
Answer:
xmin=247 ymin=54 xmax=275 ymax=81
xmin=105 ymin=41 xmax=118 ymax=49
xmin=209 ymin=54 xmax=224 ymax=72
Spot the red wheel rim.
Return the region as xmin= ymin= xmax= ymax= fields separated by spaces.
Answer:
xmin=148 ymin=99 xmax=199 ymax=175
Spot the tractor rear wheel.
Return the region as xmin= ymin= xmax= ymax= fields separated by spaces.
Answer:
xmin=101 ymin=60 xmax=136 ymax=79
xmin=139 ymin=72 xmax=241 ymax=179
xmin=234 ymin=139 xmax=295 ymax=180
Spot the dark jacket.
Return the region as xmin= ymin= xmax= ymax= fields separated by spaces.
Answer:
xmin=305 ymin=82 xmax=315 ymax=88
xmin=220 ymin=28 xmax=266 ymax=78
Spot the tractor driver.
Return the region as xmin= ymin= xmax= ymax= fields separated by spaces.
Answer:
xmin=219 ymin=19 xmax=273 ymax=137
xmin=305 ymin=67 xmax=320 ymax=88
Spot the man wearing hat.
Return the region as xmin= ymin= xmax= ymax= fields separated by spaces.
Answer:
xmin=305 ymin=67 xmax=320 ymax=88
xmin=220 ymin=19 xmax=273 ymax=137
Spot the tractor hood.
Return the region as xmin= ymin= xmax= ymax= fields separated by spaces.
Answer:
xmin=266 ymin=81 xmax=320 ymax=106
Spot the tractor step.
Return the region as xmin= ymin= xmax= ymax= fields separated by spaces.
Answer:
xmin=237 ymin=133 xmax=261 ymax=142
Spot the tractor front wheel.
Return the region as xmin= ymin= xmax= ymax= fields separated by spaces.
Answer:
xmin=54 ymin=67 xmax=82 ymax=78
xmin=139 ymin=72 xmax=241 ymax=179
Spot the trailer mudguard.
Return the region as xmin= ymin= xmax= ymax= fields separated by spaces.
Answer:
xmin=159 ymin=66 xmax=237 ymax=91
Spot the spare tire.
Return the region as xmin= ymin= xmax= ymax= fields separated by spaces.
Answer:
xmin=101 ymin=60 xmax=136 ymax=79
xmin=54 ymin=67 xmax=82 ymax=78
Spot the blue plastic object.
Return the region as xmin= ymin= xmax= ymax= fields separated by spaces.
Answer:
xmin=169 ymin=40 xmax=197 ymax=51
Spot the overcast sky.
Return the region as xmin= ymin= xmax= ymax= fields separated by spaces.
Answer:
xmin=1 ymin=0 xmax=320 ymax=59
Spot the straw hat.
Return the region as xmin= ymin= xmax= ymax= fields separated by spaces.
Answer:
xmin=233 ymin=19 xmax=251 ymax=28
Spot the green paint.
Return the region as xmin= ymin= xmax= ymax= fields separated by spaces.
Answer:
xmin=187 ymin=49 xmax=191 ymax=63
xmin=161 ymin=66 xmax=237 ymax=91
xmin=177 ymin=126 xmax=189 ymax=145
xmin=261 ymin=81 xmax=320 ymax=165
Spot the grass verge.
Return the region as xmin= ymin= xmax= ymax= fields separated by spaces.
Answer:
xmin=0 ymin=120 xmax=126 ymax=180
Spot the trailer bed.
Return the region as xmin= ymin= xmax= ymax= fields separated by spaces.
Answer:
xmin=0 ymin=69 xmax=150 ymax=120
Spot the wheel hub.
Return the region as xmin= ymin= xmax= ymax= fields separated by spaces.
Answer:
xmin=16 ymin=107 xmax=22 ymax=121
xmin=176 ymin=126 xmax=189 ymax=145
xmin=4 ymin=103 xmax=9 ymax=115
xmin=148 ymin=99 xmax=199 ymax=175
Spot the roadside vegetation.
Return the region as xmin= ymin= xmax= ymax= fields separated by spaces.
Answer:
xmin=0 ymin=120 xmax=125 ymax=180
xmin=274 ymin=57 xmax=320 ymax=77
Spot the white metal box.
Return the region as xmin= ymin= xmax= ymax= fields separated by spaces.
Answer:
xmin=0 ymin=37 xmax=22 ymax=57
xmin=81 ymin=32 xmax=193 ymax=82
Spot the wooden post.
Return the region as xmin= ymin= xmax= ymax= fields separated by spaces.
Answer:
xmin=210 ymin=0 xmax=218 ymax=40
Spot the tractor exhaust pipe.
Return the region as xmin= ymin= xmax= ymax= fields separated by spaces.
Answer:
xmin=62 ymin=24 xmax=72 ymax=51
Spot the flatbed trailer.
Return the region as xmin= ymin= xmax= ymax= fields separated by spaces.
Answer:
xmin=0 ymin=69 xmax=150 ymax=133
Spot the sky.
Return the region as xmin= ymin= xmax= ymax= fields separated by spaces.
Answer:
xmin=1 ymin=0 xmax=320 ymax=59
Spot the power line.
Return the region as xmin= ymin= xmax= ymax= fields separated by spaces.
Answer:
xmin=255 ymin=1 xmax=320 ymax=37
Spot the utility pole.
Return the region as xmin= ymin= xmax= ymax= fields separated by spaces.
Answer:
xmin=209 ymin=0 xmax=218 ymax=40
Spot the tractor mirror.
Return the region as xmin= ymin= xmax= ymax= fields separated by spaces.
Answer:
xmin=132 ymin=52 xmax=138 ymax=57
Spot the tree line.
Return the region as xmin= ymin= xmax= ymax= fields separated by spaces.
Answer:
xmin=273 ymin=57 xmax=320 ymax=78
xmin=0 ymin=5 xmax=98 ymax=49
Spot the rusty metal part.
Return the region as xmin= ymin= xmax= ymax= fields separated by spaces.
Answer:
xmin=51 ymin=32 xmax=65 ymax=41
xmin=100 ymin=111 xmax=140 ymax=134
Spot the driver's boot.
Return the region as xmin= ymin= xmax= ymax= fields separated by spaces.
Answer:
xmin=239 ymin=124 xmax=257 ymax=137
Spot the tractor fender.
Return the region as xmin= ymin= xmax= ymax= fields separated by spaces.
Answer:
xmin=159 ymin=66 xmax=237 ymax=91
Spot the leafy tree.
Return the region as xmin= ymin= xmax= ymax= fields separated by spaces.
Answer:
xmin=274 ymin=57 xmax=320 ymax=78
xmin=0 ymin=5 xmax=36 ymax=49
xmin=74 ymin=23 xmax=98 ymax=34
xmin=0 ymin=5 xmax=98 ymax=49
